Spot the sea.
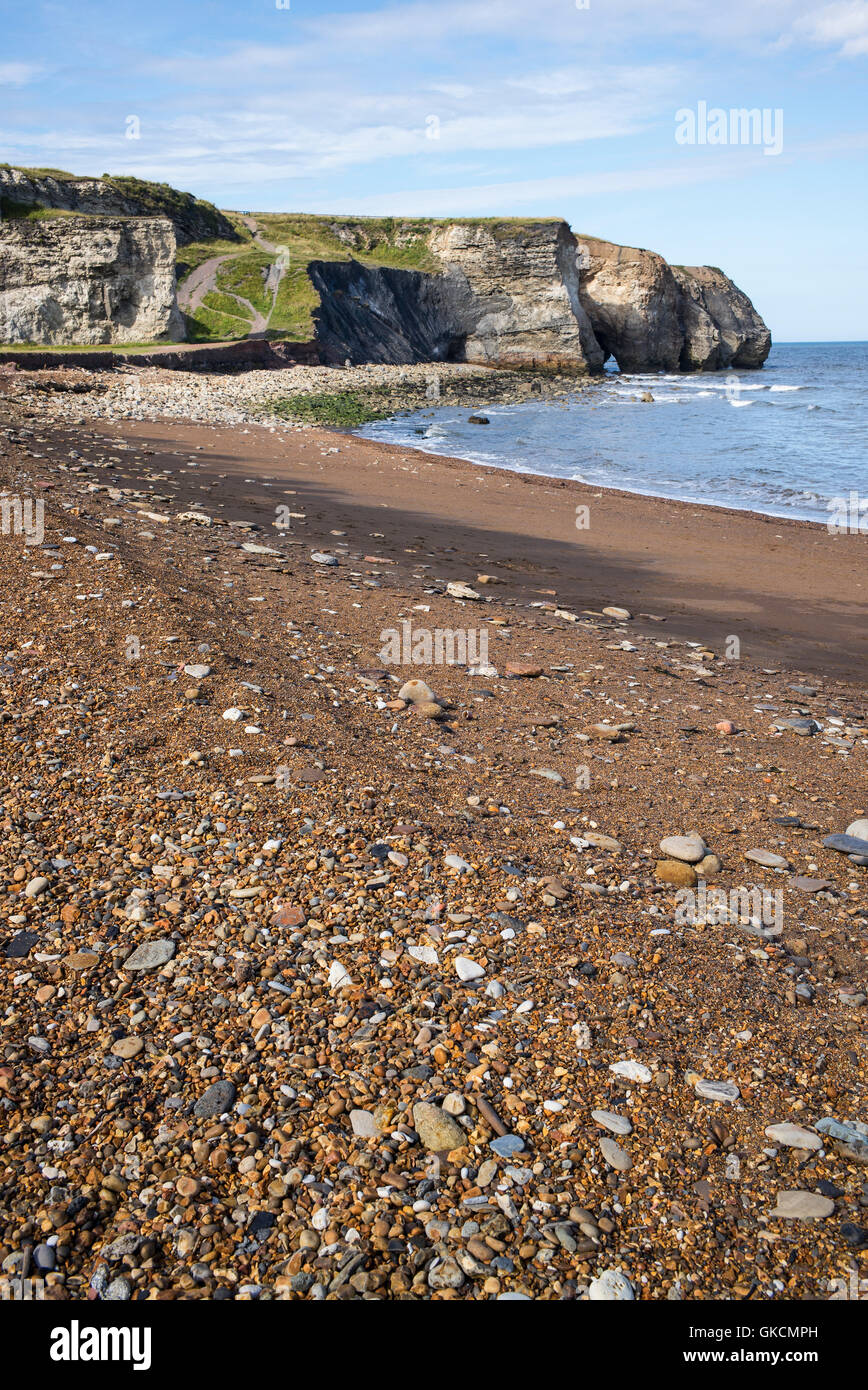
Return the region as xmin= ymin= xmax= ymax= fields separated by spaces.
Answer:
xmin=354 ymin=342 xmax=867 ymax=525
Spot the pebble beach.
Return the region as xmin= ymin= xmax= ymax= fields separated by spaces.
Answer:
xmin=0 ymin=362 xmax=866 ymax=1303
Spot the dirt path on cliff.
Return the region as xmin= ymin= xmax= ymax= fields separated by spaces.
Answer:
xmin=177 ymin=219 xmax=284 ymax=338
xmin=176 ymin=250 xmax=244 ymax=316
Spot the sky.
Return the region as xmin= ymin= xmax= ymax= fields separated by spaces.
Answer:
xmin=2 ymin=0 xmax=867 ymax=340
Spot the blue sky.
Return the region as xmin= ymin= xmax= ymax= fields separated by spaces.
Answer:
xmin=3 ymin=0 xmax=867 ymax=339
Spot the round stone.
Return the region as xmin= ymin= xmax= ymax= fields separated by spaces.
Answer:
xmin=398 ymin=679 xmax=436 ymax=705
xmin=659 ymin=834 xmax=706 ymax=863
xmin=193 ymin=1079 xmax=236 ymax=1119
xmin=111 ymin=1036 xmax=144 ymax=1059
xmin=589 ymin=1269 xmax=634 ymax=1301
xmin=655 ymin=860 xmax=697 ymax=887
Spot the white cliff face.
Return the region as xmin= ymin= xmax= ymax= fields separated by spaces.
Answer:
xmin=429 ymin=222 xmax=605 ymax=371
xmin=0 ymin=216 xmax=184 ymax=345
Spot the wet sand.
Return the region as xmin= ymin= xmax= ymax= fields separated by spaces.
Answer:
xmin=46 ymin=413 xmax=868 ymax=685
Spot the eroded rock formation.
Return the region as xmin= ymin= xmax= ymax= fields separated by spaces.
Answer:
xmin=427 ymin=221 xmax=604 ymax=371
xmin=672 ymin=264 xmax=772 ymax=370
xmin=312 ymin=221 xmax=604 ymax=370
xmin=576 ymin=235 xmax=771 ymax=372
xmin=0 ymin=216 xmax=184 ymax=345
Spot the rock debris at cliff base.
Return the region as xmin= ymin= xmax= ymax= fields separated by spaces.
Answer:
xmin=0 ymin=385 xmax=865 ymax=1302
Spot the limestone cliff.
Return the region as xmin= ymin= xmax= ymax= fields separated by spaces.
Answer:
xmin=0 ymin=217 xmax=184 ymax=345
xmin=427 ymin=222 xmax=604 ymax=371
xmin=576 ymin=235 xmax=771 ymax=373
xmin=311 ymin=220 xmax=604 ymax=371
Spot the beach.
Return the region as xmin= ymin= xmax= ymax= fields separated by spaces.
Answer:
xmin=0 ymin=363 xmax=866 ymax=1302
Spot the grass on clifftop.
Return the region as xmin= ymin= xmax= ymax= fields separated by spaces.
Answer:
xmin=261 ymin=391 xmax=392 ymax=427
xmin=249 ymin=215 xmax=439 ymax=340
xmin=0 ymin=198 xmax=79 ymax=221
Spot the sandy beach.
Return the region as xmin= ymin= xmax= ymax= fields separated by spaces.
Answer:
xmin=36 ymin=404 xmax=868 ymax=683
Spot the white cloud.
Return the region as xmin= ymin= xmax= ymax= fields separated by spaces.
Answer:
xmin=0 ymin=63 xmax=45 ymax=86
xmin=795 ymin=1 xmax=868 ymax=56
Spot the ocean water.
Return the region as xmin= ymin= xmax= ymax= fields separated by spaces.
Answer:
xmin=354 ymin=342 xmax=867 ymax=524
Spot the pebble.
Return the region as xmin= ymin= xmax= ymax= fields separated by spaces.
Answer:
xmin=609 ymin=1061 xmax=652 ymax=1083
xmin=491 ymin=1134 xmax=526 ymax=1158
xmin=445 ymin=853 xmax=473 ymax=873
xmin=694 ymin=1079 xmax=740 ymax=1103
xmin=745 ymin=849 xmax=789 ymax=868
xmin=655 ymin=860 xmax=697 ymax=887
xmin=592 ymin=1110 xmax=632 ymax=1136
xmin=455 ymin=956 xmax=485 ymax=981
xmin=193 ymin=1079 xmax=236 ymax=1119
xmin=824 ymin=833 xmax=868 ymax=856
xmin=505 ymin=661 xmax=543 ymax=678
xmin=398 ymin=679 xmax=436 ymax=704
xmin=589 ymin=1269 xmax=634 ymax=1301
xmin=764 ymin=1123 xmax=822 ymax=1150
xmin=579 ymin=831 xmax=622 ymax=852
xmin=771 ymin=1191 xmax=836 ymax=1220
xmin=815 ymin=1117 xmax=868 ymax=1144
xmin=413 ymin=1102 xmax=466 ymax=1153
xmin=122 ymin=939 xmax=175 ymax=972
xmin=599 ymin=1137 xmax=632 ymax=1171
xmin=659 ymin=834 xmax=706 ymax=863
xmin=350 ymin=1109 xmax=379 ymax=1138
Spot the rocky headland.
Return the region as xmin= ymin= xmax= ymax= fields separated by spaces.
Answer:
xmin=0 ymin=167 xmax=771 ymax=370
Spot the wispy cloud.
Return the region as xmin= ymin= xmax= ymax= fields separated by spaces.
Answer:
xmin=0 ymin=62 xmax=45 ymax=86
xmin=328 ymin=158 xmax=777 ymax=218
xmin=795 ymin=1 xmax=868 ymax=56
